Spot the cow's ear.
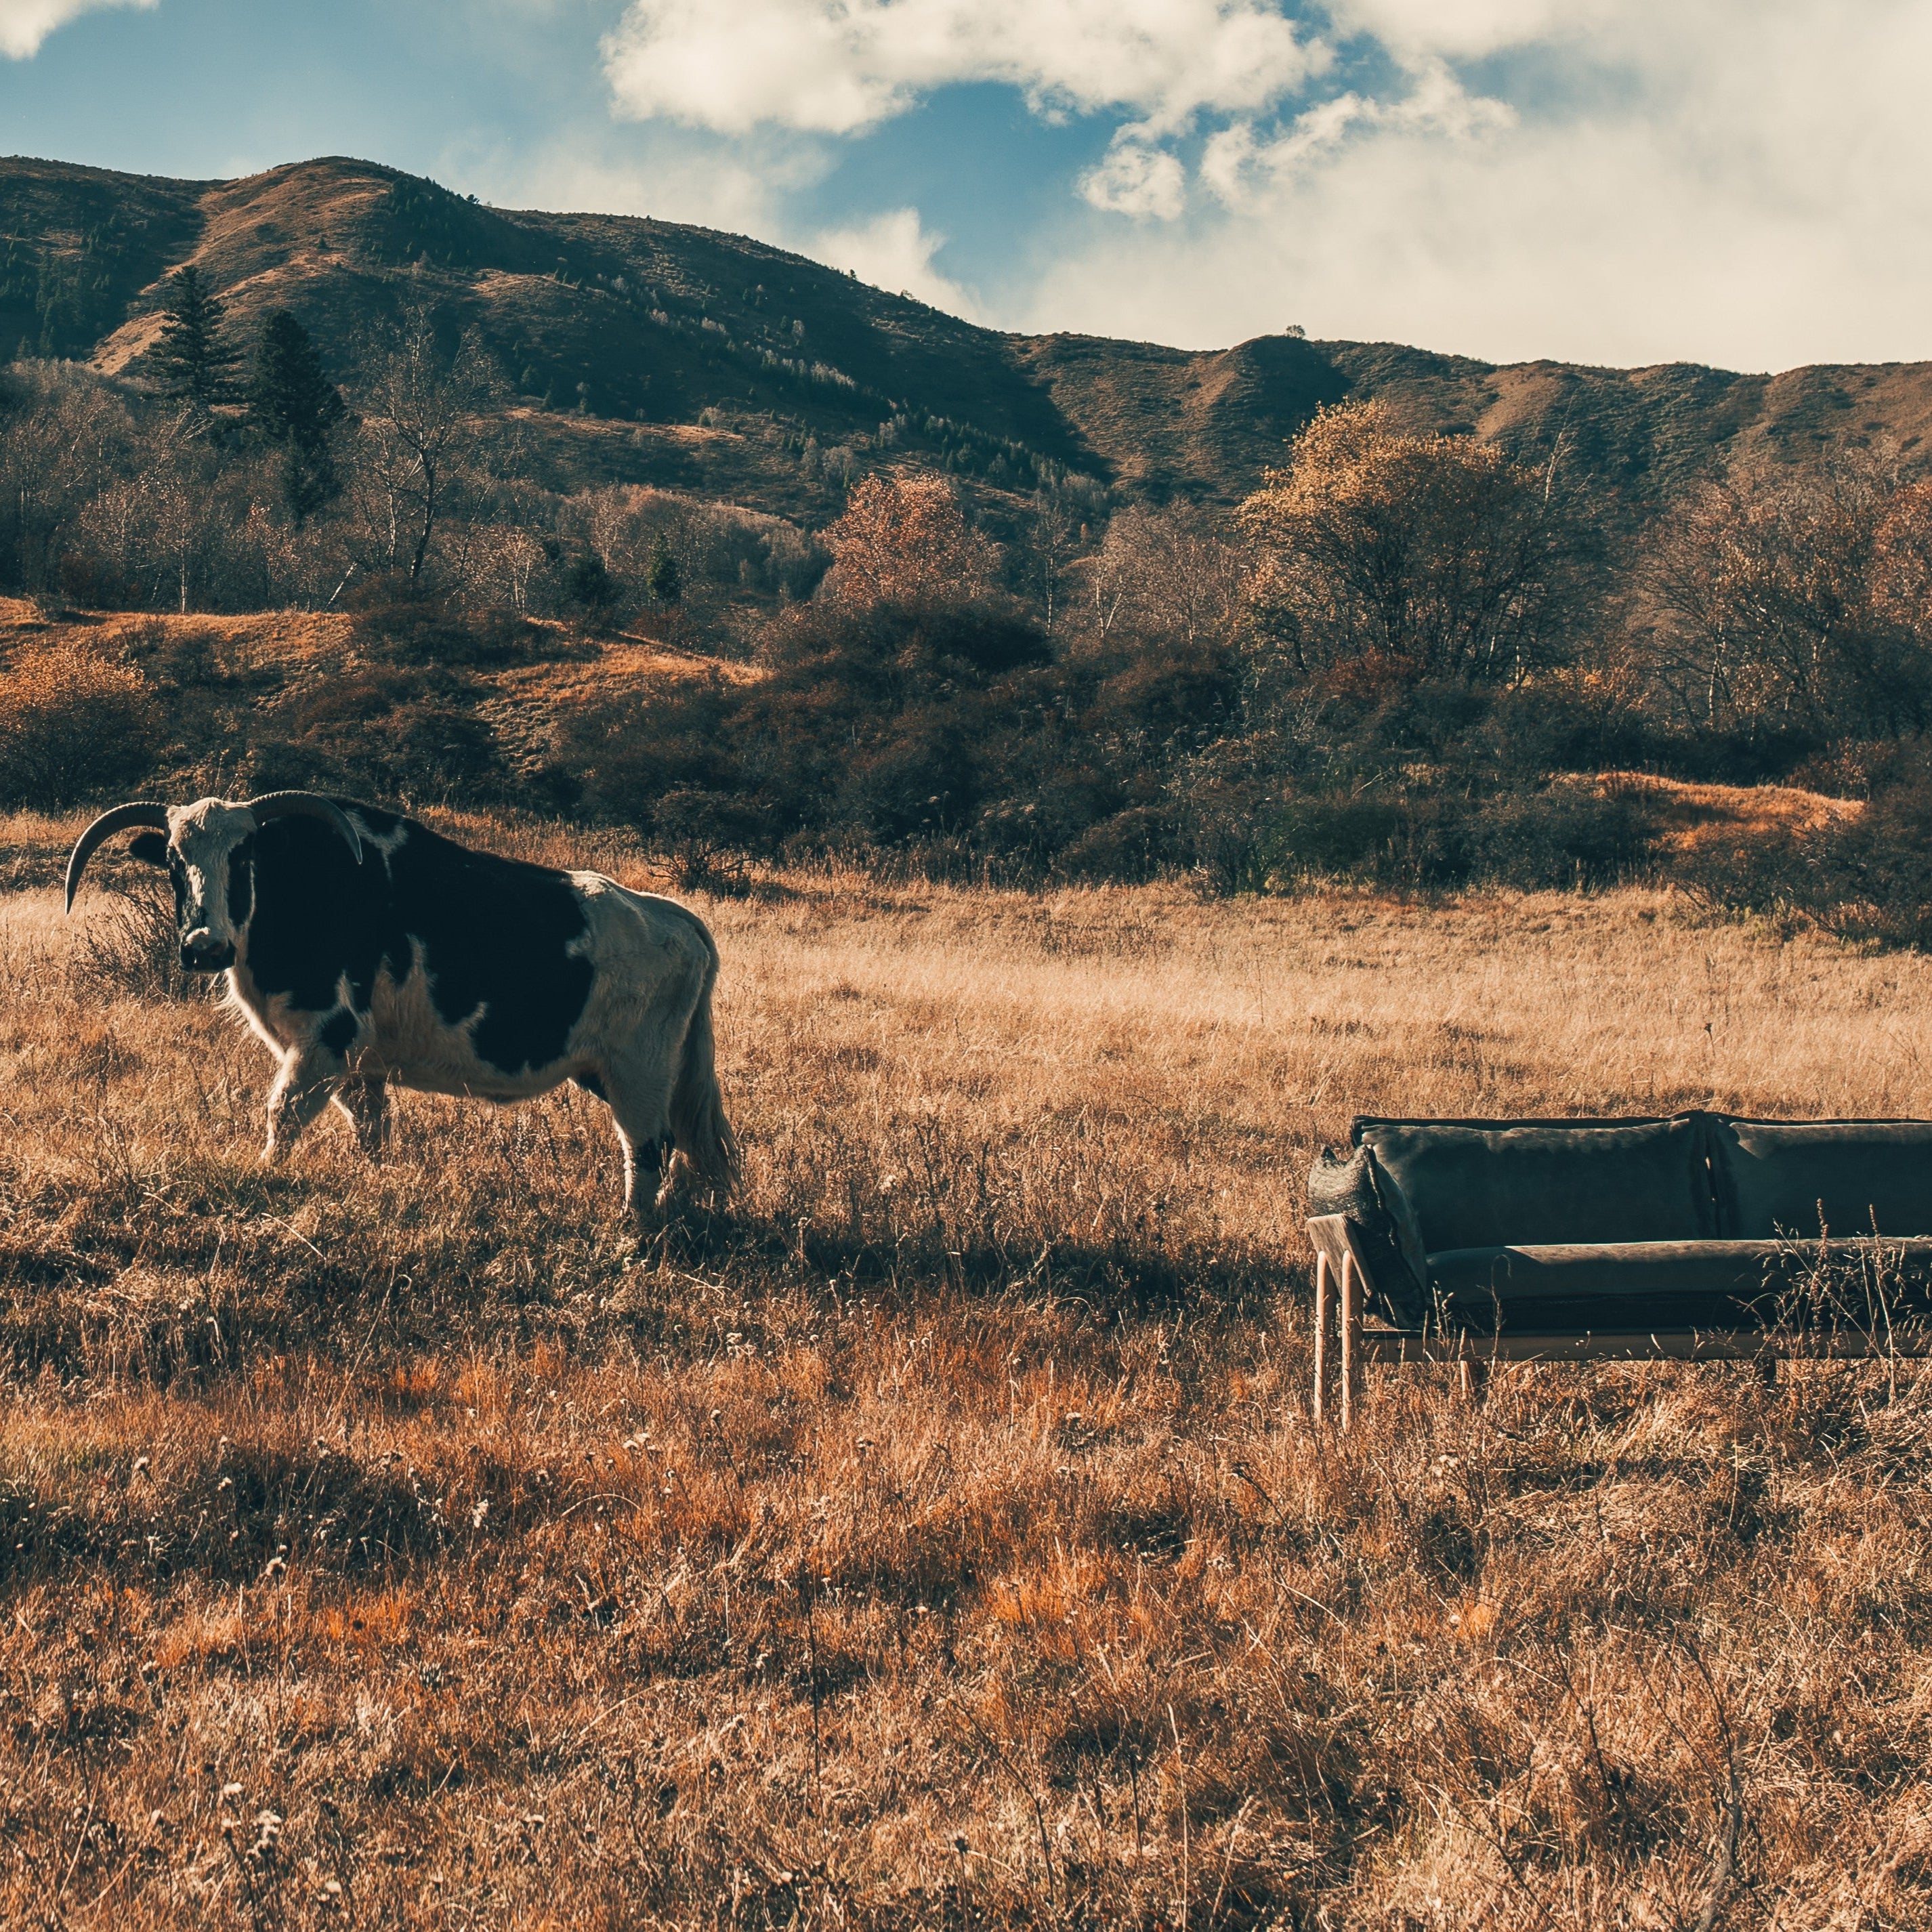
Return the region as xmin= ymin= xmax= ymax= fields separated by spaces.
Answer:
xmin=127 ymin=832 xmax=169 ymax=867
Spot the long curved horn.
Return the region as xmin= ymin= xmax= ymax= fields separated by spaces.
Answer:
xmin=64 ymin=802 xmax=171 ymax=914
xmin=245 ymin=792 xmax=364 ymax=864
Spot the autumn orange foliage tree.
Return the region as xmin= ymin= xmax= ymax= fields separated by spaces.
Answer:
xmin=818 ymin=471 xmax=999 ymax=613
xmin=1240 ymin=398 xmax=1593 ymax=686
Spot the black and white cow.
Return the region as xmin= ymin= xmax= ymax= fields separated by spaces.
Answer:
xmin=66 ymin=792 xmax=737 ymax=1212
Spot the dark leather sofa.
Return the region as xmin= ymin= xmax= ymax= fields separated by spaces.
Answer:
xmin=1305 ymin=1112 xmax=1932 ymax=1427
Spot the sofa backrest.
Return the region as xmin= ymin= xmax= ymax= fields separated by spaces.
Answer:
xmin=1710 ymin=1118 xmax=1932 ymax=1238
xmin=1351 ymin=1114 xmax=1718 ymax=1254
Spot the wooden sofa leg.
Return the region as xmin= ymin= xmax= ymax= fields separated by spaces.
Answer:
xmin=1340 ymin=1251 xmax=1362 ymax=1435
xmin=1314 ymin=1251 xmax=1331 ymax=1427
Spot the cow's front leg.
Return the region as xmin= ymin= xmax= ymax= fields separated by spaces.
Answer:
xmin=262 ymin=1046 xmax=344 ymax=1164
xmin=332 ymin=1077 xmax=390 ymax=1160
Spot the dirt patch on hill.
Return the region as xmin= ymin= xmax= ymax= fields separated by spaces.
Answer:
xmin=1586 ymin=770 xmax=1862 ymax=859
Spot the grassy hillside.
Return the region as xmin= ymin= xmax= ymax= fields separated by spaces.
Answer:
xmin=6 ymin=153 xmax=1931 ymax=516
xmin=4 ymin=848 xmax=1932 ymax=1925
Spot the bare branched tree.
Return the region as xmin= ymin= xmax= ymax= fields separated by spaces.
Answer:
xmin=1645 ymin=456 xmax=1932 ymax=735
xmin=0 ymin=362 xmax=135 ymax=593
xmin=355 ymin=313 xmax=498 ymax=585
xmin=1082 ymin=504 xmax=1247 ymax=648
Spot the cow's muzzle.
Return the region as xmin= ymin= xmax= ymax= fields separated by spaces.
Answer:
xmin=180 ymin=936 xmax=235 ymax=973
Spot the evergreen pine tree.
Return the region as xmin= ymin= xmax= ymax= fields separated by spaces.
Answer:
xmin=566 ymin=549 xmax=616 ymax=611
xmin=147 ymin=266 xmax=237 ymax=410
xmin=246 ymin=308 xmax=350 ymax=519
xmin=646 ymin=532 xmax=681 ymax=606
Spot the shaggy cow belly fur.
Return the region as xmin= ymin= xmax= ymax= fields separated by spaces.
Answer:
xmin=358 ymin=958 xmax=577 ymax=1099
xmin=228 ymin=954 xmax=578 ymax=1101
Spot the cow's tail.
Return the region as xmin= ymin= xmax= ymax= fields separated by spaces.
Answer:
xmin=664 ymin=964 xmax=740 ymax=1205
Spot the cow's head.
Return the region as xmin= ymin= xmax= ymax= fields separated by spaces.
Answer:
xmin=65 ymin=793 xmax=364 ymax=972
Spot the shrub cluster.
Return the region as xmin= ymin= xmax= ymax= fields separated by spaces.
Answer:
xmin=344 ymin=574 xmax=548 ymax=668
xmin=1247 ymin=779 xmax=1656 ymax=895
xmin=1202 ymin=675 xmax=1665 ymax=894
xmin=248 ymin=665 xmax=506 ymax=803
xmin=246 ymin=586 xmax=587 ymax=802
xmin=559 ymin=595 xmax=1240 ymax=883
xmin=1679 ymin=738 xmax=1932 ymax=948
xmin=0 ymin=640 xmax=155 ymax=805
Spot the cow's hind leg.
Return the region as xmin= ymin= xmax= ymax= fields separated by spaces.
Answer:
xmin=332 ymin=1077 xmax=390 ymax=1160
xmin=591 ymin=1057 xmax=675 ymax=1217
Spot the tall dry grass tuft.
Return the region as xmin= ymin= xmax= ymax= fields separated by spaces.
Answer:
xmin=4 ymin=814 xmax=1932 ymax=1925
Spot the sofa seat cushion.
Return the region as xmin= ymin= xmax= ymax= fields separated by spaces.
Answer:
xmin=1355 ymin=1115 xmax=1716 ymax=1254
xmin=1426 ymin=1237 xmax=1932 ymax=1335
xmin=1711 ymin=1118 xmax=1932 ymax=1240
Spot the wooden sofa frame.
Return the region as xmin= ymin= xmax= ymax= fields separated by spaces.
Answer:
xmin=1307 ymin=1213 xmax=1932 ymax=1431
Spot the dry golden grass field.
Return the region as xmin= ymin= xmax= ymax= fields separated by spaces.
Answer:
xmin=4 ymin=807 xmax=1932 ymax=1929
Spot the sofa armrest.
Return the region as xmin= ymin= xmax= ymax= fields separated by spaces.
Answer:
xmin=1307 ymin=1213 xmax=1382 ymax=1310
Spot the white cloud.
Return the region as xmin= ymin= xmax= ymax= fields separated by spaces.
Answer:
xmin=1202 ymin=63 xmax=1513 ymax=205
xmin=1325 ymin=0 xmax=1619 ymax=62
xmin=0 ymin=0 xmax=153 ymax=60
xmin=602 ymin=0 xmax=1322 ymax=138
xmin=809 ymin=207 xmax=982 ymax=318
xmin=1080 ymin=136 xmax=1188 ymax=219
xmin=1018 ymin=0 xmax=1932 ymax=370
xmin=509 ymin=0 xmax=1932 ymax=371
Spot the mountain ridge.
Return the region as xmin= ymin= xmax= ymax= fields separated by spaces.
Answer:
xmin=5 ymin=151 xmax=1929 ymax=520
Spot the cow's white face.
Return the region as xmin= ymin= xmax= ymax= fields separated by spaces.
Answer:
xmin=157 ymin=798 xmax=259 ymax=972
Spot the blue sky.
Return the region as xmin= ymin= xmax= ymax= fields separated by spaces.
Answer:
xmin=4 ymin=0 xmax=1929 ymax=371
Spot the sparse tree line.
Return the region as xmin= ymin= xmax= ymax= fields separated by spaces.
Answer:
xmin=7 ymin=285 xmax=1932 ymax=927
xmin=0 ymin=268 xmax=827 ymax=626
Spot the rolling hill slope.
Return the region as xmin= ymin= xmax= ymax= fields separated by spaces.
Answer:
xmin=5 ymin=152 xmax=1931 ymax=518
